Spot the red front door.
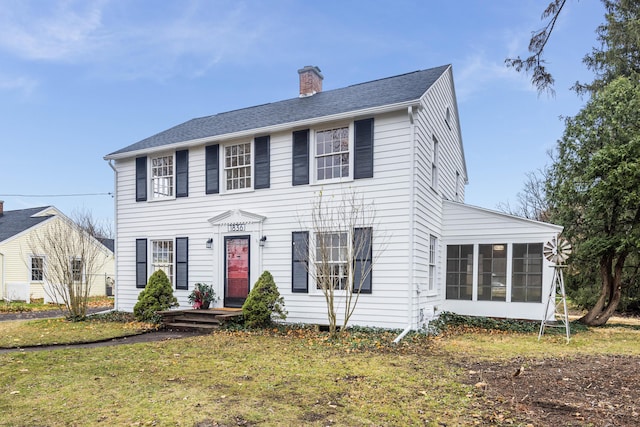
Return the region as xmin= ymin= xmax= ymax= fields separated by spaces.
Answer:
xmin=224 ymin=236 xmax=250 ymax=307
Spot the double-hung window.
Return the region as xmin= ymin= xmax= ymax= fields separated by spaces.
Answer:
xmin=136 ymin=151 xmax=188 ymax=201
xmin=151 ymin=155 xmax=174 ymax=199
xmin=315 ymin=126 xmax=350 ymax=181
xmin=315 ymin=232 xmax=348 ymax=290
xmin=152 ymin=240 xmax=174 ymax=285
xmin=292 ymin=228 xmax=373 ymax=294
xmin=432 ymin=136 xmax=439 ymax=191
xmin=224 ymin=142 xmax=252 ymax=190
xmin=428 ymin=236 xmax=437 ymax=293
xmin=31 ymin=256 xmax=44 ymax=281
xmin=71 ymin=258 xmax=83 ymax=283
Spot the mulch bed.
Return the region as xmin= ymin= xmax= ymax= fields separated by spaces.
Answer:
xmin=463 ymin=354 xmax=640 ymax=426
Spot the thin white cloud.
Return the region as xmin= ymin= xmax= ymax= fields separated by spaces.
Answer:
xmin=0 ymin=0 xmax=107 ymax=61
xmin=455 ymin=52 xmax=534 ymax=101
xmin=0 ymin=0 xmax=273 ymax=81
xmin=0 ymin=73 xmax=38 ymax=97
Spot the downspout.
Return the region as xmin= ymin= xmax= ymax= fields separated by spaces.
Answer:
xmin=394 ymin=105 xmax=418 ymax=344
xmin=108 ymin=160 xmax=118 ymax=311
xmin=0 ymin=252 xmax=5 ymax=301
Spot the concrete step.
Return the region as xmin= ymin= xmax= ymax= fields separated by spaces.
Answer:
xmin=173 ymin=314 xmax=223 ymax=324
xmin=165 ymin=322 xmax=220 ymax=330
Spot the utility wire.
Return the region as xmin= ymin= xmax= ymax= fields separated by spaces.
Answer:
xmin=0 ymin=193 xmax=113 ymax=197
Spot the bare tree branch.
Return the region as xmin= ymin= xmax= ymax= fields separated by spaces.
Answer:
xmin=505 ymin=0 xmax=567 ymax=96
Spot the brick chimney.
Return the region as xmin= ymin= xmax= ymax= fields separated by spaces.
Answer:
xmin=298 ymin=65 xmax=323 ymax=97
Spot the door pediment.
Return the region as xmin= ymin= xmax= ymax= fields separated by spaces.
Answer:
xmin=208 ymin=209 xmax=266 ymax=226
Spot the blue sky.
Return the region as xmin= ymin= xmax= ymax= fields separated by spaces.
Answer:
xmin=0 ymin=0 xmax=605 ymax=228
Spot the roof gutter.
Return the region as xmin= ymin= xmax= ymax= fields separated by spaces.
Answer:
xmin=104 ymin=100 xmax=421 ymax=161
xmin=394 ymin=105 xmax=418 ymax=343
xmin=107 ymin=160 xmax=118 ymax=311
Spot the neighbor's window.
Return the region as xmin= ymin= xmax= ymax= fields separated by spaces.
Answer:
xmin=151 ymin=155 xmax=174 ymax=199
xmin=478 ymin=244 xmax=507 ymax=301
xmin=315 ymin=232 xmax=348 ymax=290
xmin=71 ymin=258 xmax=83 ymax=282
xmin=446 ymin=244 xmax=473 ymax=300
xmin=224 ymin=142 xmax=252 ymax=190
xmin=512 ymin=243 xmax=543 ymax=302
xmin=316 ymin=127 xmax=349 ymax=180
xmin=152 ymin=240 xmax=174 ymax=285
xmin=428 ymin=235 xmax=437 ymax=293
xmin=31 ymin=256 xmax=44 ymax=281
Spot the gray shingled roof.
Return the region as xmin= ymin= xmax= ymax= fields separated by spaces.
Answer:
xmin=107 ymin=64 xmax=450 ymax=157
xmin=0 ymin=207 xmax=53 ymax=243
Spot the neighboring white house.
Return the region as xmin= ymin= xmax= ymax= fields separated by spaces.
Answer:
xmin=105 ymin=65 xmax=562 ymax=330
xmin=0 ymin=202 xmax=115 ymax=302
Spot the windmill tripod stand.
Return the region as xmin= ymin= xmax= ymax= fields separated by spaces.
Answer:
xmin=538 ymin=237 xmax=572 ymax=344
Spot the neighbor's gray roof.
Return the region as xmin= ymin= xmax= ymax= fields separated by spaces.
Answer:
xmin=107 ymin=64 xmax=450 ymax=157
xmin=0 ymin=207 xmax=53 ymax=243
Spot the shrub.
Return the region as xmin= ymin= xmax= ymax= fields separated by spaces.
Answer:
xmin=133 ymin=270 xmax=178 ymax=323
xmin=242 ymin=271 xmax=287 ymax=328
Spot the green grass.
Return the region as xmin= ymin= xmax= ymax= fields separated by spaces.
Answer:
xmin=0 ymin=321 xmax=639 ymax=426
xmin=434 ymin=323 xmax=640 ymax=360
xmin=0 ymin=330 xmax=476 ymax=426
xmin=0 ymin=296 xmax=114 ymax=314
xmin=0 ymin=316 xmax=152 ymax=348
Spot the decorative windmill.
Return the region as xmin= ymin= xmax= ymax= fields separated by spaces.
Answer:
xmin=538 ymin=236 xmax=572 ymax=343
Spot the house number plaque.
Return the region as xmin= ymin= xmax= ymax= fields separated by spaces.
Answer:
xmin=228 ymin=223 xmax=246 ymax=232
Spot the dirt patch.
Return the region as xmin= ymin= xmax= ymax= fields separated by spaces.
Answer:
xmin=463 ymin=354 xmax=640 ymax=426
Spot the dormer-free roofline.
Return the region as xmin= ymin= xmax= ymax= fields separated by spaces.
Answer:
xmin=104 ymin=99 xmax=421 ymax=160
xmin=104 ymin=65 xmax=451 ymax=160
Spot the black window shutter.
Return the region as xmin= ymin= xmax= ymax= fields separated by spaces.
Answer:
xmin=354 ymin=118 xmax=374 ymax=179
xmin=353 ymin=227 xmax=373 ymax=293
xmin=136 ymin=239 xmax=147 ymax=288
xmin=205 ymin=145 xmax=219 ymax=194
xmin=135 ymin=157 xmax=147 ymax=202
xmin=292 ymin=130 xmax=309 ymax=186
xmin=254 ymin=136 xmax=270 ymax=189
xmin=292 ymin=231 xmax=309 ymax=293
xmin=175 ymin=150 xmax=189 ymax=198
xmin=175 ymin=237 xmax=188 ymax=290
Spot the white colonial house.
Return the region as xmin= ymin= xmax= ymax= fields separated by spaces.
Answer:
xmin=105 ymin=65 xmax=562 ymax=330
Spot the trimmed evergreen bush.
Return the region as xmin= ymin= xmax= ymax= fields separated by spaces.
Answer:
xmin=133 ymin=270 xmax=178 ymax=323
xmin=242 ymin=271 xmax=287 ymax=328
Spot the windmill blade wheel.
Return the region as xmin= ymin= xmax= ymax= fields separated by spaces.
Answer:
xmin=544 ymin=237 xmax=572 ymax=264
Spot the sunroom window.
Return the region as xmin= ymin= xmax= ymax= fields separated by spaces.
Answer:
xmin=478 ymin=244 xmax=507 ymax=301
xmin=446 ymin=244 xmax=473 ymax=300
xmin=512 ymin=243 xmax=543 ymax=302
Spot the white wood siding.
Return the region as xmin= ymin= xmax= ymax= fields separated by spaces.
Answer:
xmin=114 ymin=110 xmax=415 ymax=329
xmin=411 ymin=67 xmax=467 ymax=327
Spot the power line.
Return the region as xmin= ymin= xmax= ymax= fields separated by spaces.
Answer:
xmin=0 ymin=193 xmax=113 ymax=197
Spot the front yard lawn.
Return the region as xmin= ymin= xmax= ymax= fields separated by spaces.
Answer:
xmin=0 ymin=320 xmax=639 ymax=426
